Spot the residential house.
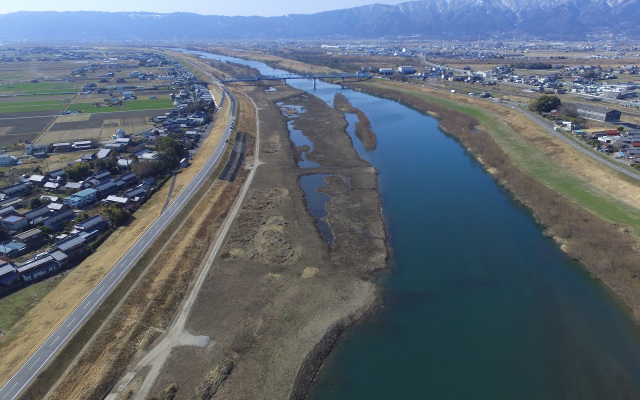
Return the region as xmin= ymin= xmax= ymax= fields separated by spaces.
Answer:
xmin=117 ymin=172 xmax=138 ymax=187
xmin=0 ymin=241 xmax=25 ymax=257
xmin=53 ymin=234 xmax=87 ymax=258
xmin=73 ymin=141 xmax=93 ymax=151
xmin=117 ymin=159 xmax=132 ymax=169
xmin=105 ymin=143 xmax=125 ymax=151
xmin=17 ymin=255 xmax=61 ymax=282
xmin=43 ymin=209 xmax=75 ymax=231
xmin=63 ymin=188 xmax=98 ymax=208
xmin=44 ymin=182 xmax=62 ymax=192
xmin=84 ymin=171 xmax=112 ymax=188
xmin=0 ymin=154 xmax=16 ymax=167
xmin=1 ymin=215 xmax=28 ymax=231
xmin=0 ymin=206 xmax=17 ymax=218
xmin=24 ymin=205 xmax=52 ymax=226
xmin=52 ymin=142 xmax=72 ymax=153
xmin=74 ymin=215 xmax=109 ymax=234
xmin=28 ymin=175 xmax=47 ymax=186
xmin=124 ymin=186 xmax=150 ymax=200
xmin=64 ymin=182 xmax=83 ymax=193
xmin=14 ymin=228 xmax=46 ymax=250
xmin=96 ymin=148 xmax=112 ymax=159
xmin=94 ymin=180 xmax=118 ymax=198
xmin=80 ymin=153 xmax=95 ymax=163
xmin=0 ymin=183 xmax=30 ymax=197
xmin=104 ymin=195 xmax=129 ymax=206
xmin=0 ymin=197 xmax=24 ymax=209
xmin=0 ymin=262 xmax=20 ymax=295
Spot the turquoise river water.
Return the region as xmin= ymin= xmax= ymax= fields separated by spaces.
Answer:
xmin=189 ymin=50 xmax=640 ymax=399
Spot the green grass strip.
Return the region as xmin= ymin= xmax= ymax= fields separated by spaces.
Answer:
xmin=362 ymin=81 xmax=640 ymax=234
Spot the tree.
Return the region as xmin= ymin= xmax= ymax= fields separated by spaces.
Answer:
xmin=106 ymin=204 xmax=131 ymax=227
xmin=64 ymin=162 xmax=92 ymax=181
xmin=584 ymin=70 xmax=598 ymax=80
xmin=74 ymin=212 xmax=89 ymax=224
xmin=529 ymin=95 xmax=561 ymax=113
xmin=94 ymin=157 xmax=118 ymax=174
xmin=29 ymin=197 xmax=43 ymax=209
xmin=131 ymin=160 xmax=163 ymax=178
xmin=559 ymin=104 xmax=579 ymax=119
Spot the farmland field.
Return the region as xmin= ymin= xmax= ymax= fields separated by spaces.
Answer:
xmin=68 ymin=103 xmax=122 ymax=113
xmin=0 ymin=100 xmax=65 ymax=114
xmin=0 ymin=110 xmax=57 ymax=144
xmin=39 ymin=109 xmax=171 ymax=143
xmin=0 ymin=82 xmax=79 ymax=95
xmin=121 ymin=99 xmax=174 ymax=111
xmin=68 ymin=99 xmax=174 ymax=114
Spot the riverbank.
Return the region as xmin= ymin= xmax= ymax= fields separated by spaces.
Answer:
xmin=347 ymin=79 xmax=640 ymax=321
xmin=118 ymin=81 xmax=388 ymax=399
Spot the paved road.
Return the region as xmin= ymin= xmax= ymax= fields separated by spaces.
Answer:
xmin=0 ymin=87 xmax=236 ymax=400
xmin=503 ymin=101 xmax=640 ymax=181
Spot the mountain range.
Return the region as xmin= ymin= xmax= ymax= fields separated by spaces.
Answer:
xmin=0 ymin=0 xmax=637 ymax=41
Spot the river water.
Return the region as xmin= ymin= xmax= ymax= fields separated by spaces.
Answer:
xmin=188 ymin=50 xmax=640 ymax=399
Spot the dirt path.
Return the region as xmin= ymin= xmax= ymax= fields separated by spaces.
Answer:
xmin=107 ymin=92 xmax=262 ymax=400
xmin=127 ymin=83 xmax=387 ymax=400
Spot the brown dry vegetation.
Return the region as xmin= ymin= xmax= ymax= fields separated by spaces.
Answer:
xmin=40 ymin=178 xmax=241 ymax=400
xmin=349 ymin=80 xmax=640 ymax=320
xmin=333 ymin=92 xmax=377 ymax=150
xmin=135 ymin=82 xmax=386 ymax=400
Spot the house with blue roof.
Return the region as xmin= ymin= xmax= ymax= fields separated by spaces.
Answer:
xmin=63 ymin=188 xmax=98 ymax=209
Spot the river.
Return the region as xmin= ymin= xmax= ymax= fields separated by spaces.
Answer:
xmin=187 ymin=50 xmax=640 ymax=399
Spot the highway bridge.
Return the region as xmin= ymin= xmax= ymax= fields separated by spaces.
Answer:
xmin=220 ymin=72 xmax=371 ymax=87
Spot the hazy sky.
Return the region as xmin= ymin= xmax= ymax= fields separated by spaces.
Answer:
xmin=0 ymin=0 xmax=409 ymax=17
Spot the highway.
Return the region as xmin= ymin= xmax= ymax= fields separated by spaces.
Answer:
xmin=0 ymin=86 xmax=236 ymax=400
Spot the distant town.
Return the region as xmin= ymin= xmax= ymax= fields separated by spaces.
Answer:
xmin=0 ymin=48 xmax=218 ymax=296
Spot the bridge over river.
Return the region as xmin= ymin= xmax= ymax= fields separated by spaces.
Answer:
xmin=220 ymin=72 xmax=371 ymax=88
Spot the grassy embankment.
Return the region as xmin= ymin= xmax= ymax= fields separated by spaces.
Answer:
xmin=356 ymin=80 xmax=640 ymax=232
xmin=349 ymin=79 xmax=640 ymax=319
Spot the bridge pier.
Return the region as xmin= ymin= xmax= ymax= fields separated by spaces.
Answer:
xmin=313 ymin=78 xmax=316 ymax=89
xmin=283 ymin=78 xmax=287 ymax=85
